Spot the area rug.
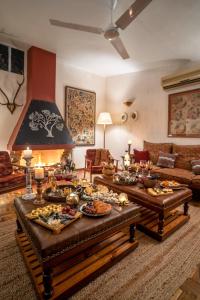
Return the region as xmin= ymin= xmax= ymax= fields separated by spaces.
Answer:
xmin=1 ymin=205 xmax=200 ymax=300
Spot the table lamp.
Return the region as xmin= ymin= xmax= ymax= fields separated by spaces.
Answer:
xmin=97 ymin=112 xmax=112 ymax=148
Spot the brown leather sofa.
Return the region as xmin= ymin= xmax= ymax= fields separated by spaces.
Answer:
xmin=0 ymin=151 xmax=26 ymax=194
xmin=143 ymin=141 xmax=200 ymax=191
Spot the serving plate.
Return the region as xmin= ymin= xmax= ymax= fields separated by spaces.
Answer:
xmin=79 ymin=203 xmax=112 ymax=217
xmin=160 ymin=181 xmax=187 ymax=190
xmin=113 ymin=180 xmax=137 ymax=186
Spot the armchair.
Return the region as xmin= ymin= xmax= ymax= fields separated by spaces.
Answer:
xmin=84 ymin=149 xmax=118 ymax=182
xmin=0 ymin=151 xmax=26 ymax=194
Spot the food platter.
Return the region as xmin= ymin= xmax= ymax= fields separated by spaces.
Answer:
xmin=26 ymin=204 xmax=82 ymax=234
xmin=80 ymin=202 xmax=112 ymax=217
xmin=43 ymin=184 xmax=83 ymax=202
xmin=113 ymin=174 xmax=138 ymax=186
xmin=147 ymin=187 xmax=173 ymax=196
xmin=113 ymin=179 xmax=137 ymax=186
xmin=160 ymin=180 xmax=185 ymax=190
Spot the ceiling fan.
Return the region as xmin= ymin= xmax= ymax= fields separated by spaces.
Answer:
xmin=49 ymin=0 xmax=152 ymax=60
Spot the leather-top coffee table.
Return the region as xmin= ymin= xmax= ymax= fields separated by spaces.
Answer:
xmin=94 ymin=176 xmax=192 ymax=242
xmin=14 ymin=197 xmax=140 ymax=299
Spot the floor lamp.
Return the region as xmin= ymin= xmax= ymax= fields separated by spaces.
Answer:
xmin=97 ymin=112 xmax=112 ymax=148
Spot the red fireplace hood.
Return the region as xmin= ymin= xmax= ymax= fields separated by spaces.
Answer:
xmin=8 ymin=46 xmax=74 ymax=150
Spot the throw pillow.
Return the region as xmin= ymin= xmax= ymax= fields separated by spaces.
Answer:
xmin=144 ymin=141 xmax=173 ymax=165
xmin=157 ymin=152 xmax=177 ymax=168
xmin=191 ymin=160 xmax=200 ymax=175
xmin=134 ymin=149 xmax=149 ymax=163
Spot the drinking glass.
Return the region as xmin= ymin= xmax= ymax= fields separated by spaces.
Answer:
xmin=140 ymin=160 xmax=146 ymax=177
xmin=146 ymin=160 xmax=153 ymax=177
xmin=134 ymin=162 xmax=140 ymax=177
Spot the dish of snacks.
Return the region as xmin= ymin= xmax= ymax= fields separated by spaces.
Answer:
xmin=113 ymin=173 xmax=137 ymax=185
xmin=82 ymin=184 xmax=110 ymax=201
xmin=84 ymin=184 xmax=98 ymax=195
xmin=80 ymin=200 xmax=112 ymax=217
xmin=91 ymin=190 xmax=119 ymax=203
xmin=43 ymin=184 xmax=83 ymax=202
xmin=160 ymin=180 xmax=181 ymax=189
xmin=147 ymin=187 xmax=173 ymax=196
xmin=26 ymin=204 xmax=82 ymax=234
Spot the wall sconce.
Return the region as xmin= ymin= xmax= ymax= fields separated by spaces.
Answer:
xmin=123 ymin=98 xmax=135 ymax=107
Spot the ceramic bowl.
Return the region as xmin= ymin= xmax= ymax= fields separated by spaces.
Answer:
xmin=143 ymin=178 xmax=156 ymax=188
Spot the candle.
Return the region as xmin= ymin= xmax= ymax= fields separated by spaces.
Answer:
xmin=128 ymin=140 xmax=132 ymax=145
xmin=35 ymin=167 xmax=44 ymax=179
xmin=48 ymin=170 xmax=54 ymax=177
xmin=81 ymin=178 xmax=88 ymax=187
xmin=23 ymin=147 xmax=32 ymax=159
xmin=118 ymin=193 xmax=128 ymax=205
xmin=124 ymin=152 xmax=130 ymax=160
xmin=124 ymin=159 xmax=130 ymax=167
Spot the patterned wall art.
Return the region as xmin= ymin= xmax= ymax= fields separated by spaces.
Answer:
xmin=65 ymin=86 xmax=96 ymax=145
xmin=168 ymin=89 xmax=200 ymax=137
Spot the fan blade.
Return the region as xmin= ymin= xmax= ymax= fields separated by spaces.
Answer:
xmin=110 ymin=37 xmax=129 ymax=59
xmin=115 ymin=0 xmax=152 ymax=30
xmin=0 ymin=28 xmax=18 ymax=38
xmin=49 ymin=19 xmax=103 ymax=34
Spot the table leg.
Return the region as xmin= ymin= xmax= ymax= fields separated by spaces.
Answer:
xmin=43 ymin=267 xmax=53 ymax=299
xmin=129 ymin=223 xmax=135 ymax=243
xmin=158 ymin=213 xmax=164 ymax=235
xmin=184 ymin=202 xmax=189 ymax=216
xmin=16 ymin=219 xmax=23 ymax=233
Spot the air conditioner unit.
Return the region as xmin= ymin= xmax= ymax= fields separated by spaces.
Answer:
xmin=161 ymin=68 xmax=200 ymax=90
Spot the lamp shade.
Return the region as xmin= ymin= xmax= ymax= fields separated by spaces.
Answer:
xmin=97 ymin=112 xmax=112 ymax=125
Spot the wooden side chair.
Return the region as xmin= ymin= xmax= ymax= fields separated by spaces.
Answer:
xmin=84 ymin=149 xmax=118 ymax=182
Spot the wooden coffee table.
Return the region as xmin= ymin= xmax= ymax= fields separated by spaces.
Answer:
xmin=94 ymin=176 xmax=192 ymax=242
xmin=14 ymin=198 xmax=140 ymax=299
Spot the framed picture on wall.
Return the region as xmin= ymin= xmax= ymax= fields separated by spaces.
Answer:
xmin=168 ymin=88 xmax=200 ymax=137
xmin=65 ymin=86 xmax=96 ymax=146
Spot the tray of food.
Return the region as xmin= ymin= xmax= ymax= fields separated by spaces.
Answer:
xmin=43 ymin=184 xmax=83 ymax=202
xmin=147 ymin=187 xmax=173 ymax=196
xmin=160 ymin=180 xmax=186 ymax=189
xmin=80 ymin=200 xmax=112 ymax=217
xmin=113 ymin=173 xmax=138 ymax=185
xmin=26 ymin=204 xmax=82 ymax=234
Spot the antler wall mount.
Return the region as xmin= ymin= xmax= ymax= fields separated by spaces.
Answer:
xmin=0 ymin=75 xmax=24 ymax=114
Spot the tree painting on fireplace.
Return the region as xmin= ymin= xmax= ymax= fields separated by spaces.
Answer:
xmin=65 ymin=86 xmax=96 ymax=146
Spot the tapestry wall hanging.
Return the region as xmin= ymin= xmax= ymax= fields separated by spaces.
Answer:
xmin=65 ymin=86 xmax=96 ymax=145
xmin=168 ymin=88 xmax=200 ymax=137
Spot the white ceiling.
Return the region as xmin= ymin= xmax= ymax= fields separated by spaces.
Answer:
xmin=1 ymin=0 xmax=200 ymax=77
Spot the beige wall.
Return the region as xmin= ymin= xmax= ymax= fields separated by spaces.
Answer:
xmin=0 ymin=70 xmax=26 ymax=150
xmin=105 ymin=65 xmax=200 ymax=166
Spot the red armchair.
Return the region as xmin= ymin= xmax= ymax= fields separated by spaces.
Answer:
xmin=0 ymin=151 xmax=26 ymax=194
xmin=84 ymin=149 xmax=118 ymax=182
